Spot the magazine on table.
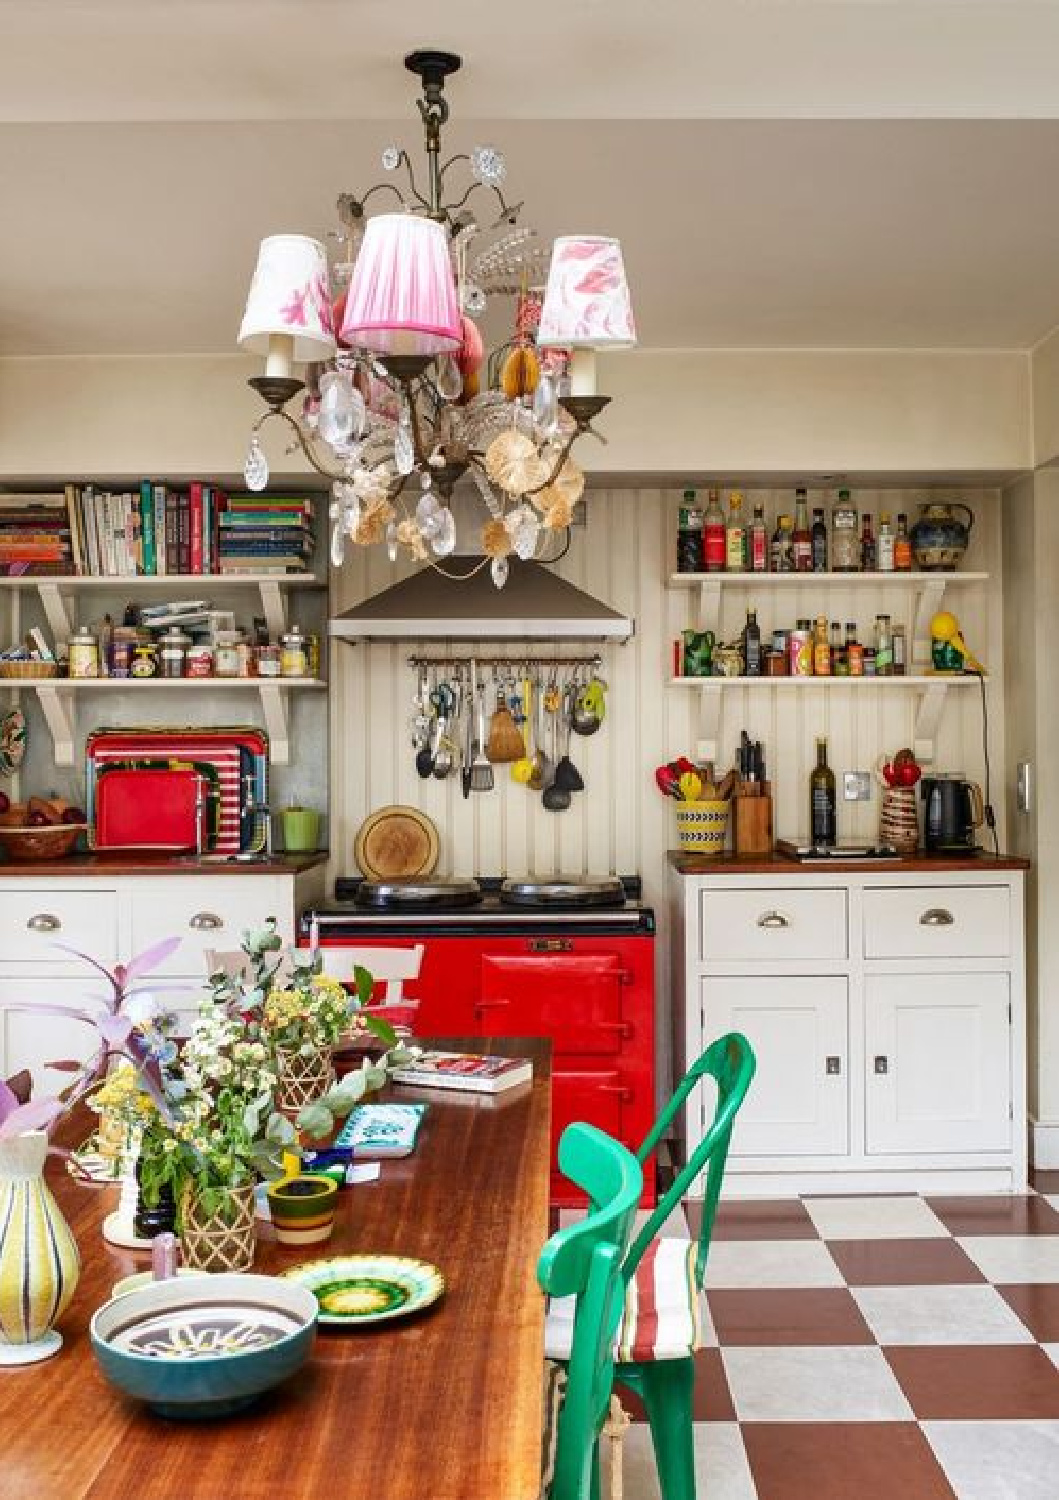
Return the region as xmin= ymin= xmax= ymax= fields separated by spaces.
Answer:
xmin=390 ymin=1050 xmax=533 ymax=1095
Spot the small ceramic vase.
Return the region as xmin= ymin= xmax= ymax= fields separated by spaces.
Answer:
xmin=266 ymin=1175 xmax=338 ymax=1248
xmin=0 ymin=1131 xmax=80 ymax=1364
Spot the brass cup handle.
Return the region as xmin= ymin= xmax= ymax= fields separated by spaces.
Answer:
xmin=26 ymin=912 xmax=61 ymax=933
xmin=189 ymin=911 xmax=224 ymax=931
xmin=757 ymin=911 xmax=791 ymax=930
xmin=919 ymin=908 xmax=955 ymax=927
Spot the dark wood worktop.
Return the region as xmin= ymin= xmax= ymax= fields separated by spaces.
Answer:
xmin=668 ymin=849 xmax=1031 ymax=875
xmin=0 ymin=852 xmax=329 ymax=877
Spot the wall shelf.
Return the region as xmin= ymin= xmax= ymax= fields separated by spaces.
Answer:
xmin=0 ymin=678 xmax=325 ymax=768
xmin=668 ymin=673 xmax=984 ymax=766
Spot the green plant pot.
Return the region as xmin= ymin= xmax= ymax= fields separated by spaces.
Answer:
xmin=266 ymin=1175 xmax=338 ymax=1248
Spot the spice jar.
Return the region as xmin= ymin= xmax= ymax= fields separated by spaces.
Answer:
xmin=185 ymin=643 xmax=214 ymax=678
xmin=131 ymin=643 xmax=158 ymax=679
xmin=158 ymin=627 xmax=191 ymax=679
xmin=68 ymin=626 xmax=99 ymax=679
xmin=256 ymin=643 xmax=281 ymax=678
xmin=213 ymin=631 xmax=244 ymax=678
xmin=280 ymin=625 xmax=308 ymax=678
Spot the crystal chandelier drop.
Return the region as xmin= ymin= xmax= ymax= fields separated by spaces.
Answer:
xmin=237 ymin=50 xmax=635 ymax=587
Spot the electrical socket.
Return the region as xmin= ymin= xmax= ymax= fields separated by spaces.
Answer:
xmin=843 ymin=771 xmax=872 ymax=802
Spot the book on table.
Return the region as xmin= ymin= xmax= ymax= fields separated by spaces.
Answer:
xmin=333 ymin=1103 xmax=428 ymax=1158
xmin=390 ymin=1050 xmax=533 ymax=1095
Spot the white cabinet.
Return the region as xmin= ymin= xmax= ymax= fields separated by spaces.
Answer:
xmin=865 ymin=973 xmax=1011 ymax=1155
xmin=0 ymin=978 xmax=103 ymax=1097
xmin=672 ymin=865 xmax=1027 ymax=1194
xmin=702 ymin=976 xmax=848 ymax=1156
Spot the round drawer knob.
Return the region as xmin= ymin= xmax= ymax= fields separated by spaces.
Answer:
xmin=26 ymin=913 xmax=61 ymax=933
xmin=188 ymin=911 xmax=224 ymax=931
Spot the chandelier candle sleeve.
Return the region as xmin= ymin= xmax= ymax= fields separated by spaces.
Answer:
xmin=537 ymin=235 xmax=636 ymax=396
xmin=339 ymin=215 xmax=462 ymax=357
xmin=238 ymin=235 xmax=337 ymax=377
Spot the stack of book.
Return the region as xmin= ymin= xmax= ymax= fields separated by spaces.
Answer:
xmin=0 ymin=492 xmax=73 ymax=575
xmin=217 ymin=494 xmax=315 ymax=574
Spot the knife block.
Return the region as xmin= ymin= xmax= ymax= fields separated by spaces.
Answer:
xmin=733 ymin=786 xmax=774 ymax=856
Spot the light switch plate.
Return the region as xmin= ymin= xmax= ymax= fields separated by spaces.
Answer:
xmin=844 ymin=771 xmax=871 ymax=802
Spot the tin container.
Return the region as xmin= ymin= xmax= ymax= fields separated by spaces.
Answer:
xmin=185 ymin=644 xmax=213 ymax=678
xmin=68 ymin=626 xmax=99 ymax=680
xmin=788 ymin=621 xmax=812 ymax=677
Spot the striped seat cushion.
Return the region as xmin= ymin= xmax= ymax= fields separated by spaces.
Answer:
xmin=544 ymin=1238 xmax=705 ymax=1364
xmin=540 ymin=1358 xmax=567 ymax=1498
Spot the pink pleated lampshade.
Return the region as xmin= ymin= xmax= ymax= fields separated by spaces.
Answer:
xmin=238 ymin=235 xmax=336 ymax=361
xmin=537 ymin=236 xmax=637 ymax=349
xmin=340 ymin=214 xmax=462 ymax=357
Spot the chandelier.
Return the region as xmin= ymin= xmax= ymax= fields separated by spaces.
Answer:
xmin=237 ymin=49 xmax=635 ymax=587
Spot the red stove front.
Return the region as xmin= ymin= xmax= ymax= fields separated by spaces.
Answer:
xmin=313 ymin=924 xmax=655 ymax=1207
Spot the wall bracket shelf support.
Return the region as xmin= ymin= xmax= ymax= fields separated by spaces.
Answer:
xmin=34 ymin=685 xmax=76 ymax=767
xmin=695 ymin=684 xmax=723 ymax=765
xmin=913 ymin=681 xmax=948 ymax=764
xmin=258 ymin=684 xmax=290 ymax=766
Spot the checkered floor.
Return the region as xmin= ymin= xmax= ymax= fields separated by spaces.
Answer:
xmin=595 ymin=1173 xmax=1059 ymax=1500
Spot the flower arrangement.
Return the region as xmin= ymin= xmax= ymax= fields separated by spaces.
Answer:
xmin=263 ymin=969 xmax=354 ymax=1054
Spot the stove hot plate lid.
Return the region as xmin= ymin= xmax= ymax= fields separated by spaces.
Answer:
xmin=499 ymin=874 xmax=627 ymax=908
xmin=354 ymin=876 xmax=483 ymax=910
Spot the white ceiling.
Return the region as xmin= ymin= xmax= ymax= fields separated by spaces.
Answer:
xmin=5 ymin=1 xmax=1059 ymax=356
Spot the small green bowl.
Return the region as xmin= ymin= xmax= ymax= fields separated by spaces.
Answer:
xmin=266 ymin=1174 xmax=338 ymax=1248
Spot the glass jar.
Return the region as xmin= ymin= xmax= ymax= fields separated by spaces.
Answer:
xmin=185 ymin=643 xmax=214 ymax=678
xmin=68 ymin=626 xmax=99 ymax=680
xmin=131 ymin=643 xmax=158 ymax=679
xmin=213 ymin=631 xmax=244 ymax=678
xmin=256 ymin=643 xmax=282 ymax=678
xmin=280 ymin=626 xmax=308 ymax=678
xmin=830 ymin=488 xmax=860 ymax=571
xmin=158 ymin=628 xmax=191 ymax=679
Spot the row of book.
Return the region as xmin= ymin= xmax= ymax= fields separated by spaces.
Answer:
xmin=0 ymin=484 xmax=315 ymax=577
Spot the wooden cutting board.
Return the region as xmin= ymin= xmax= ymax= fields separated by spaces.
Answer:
xmin=354 ymin=806 xmax=440 ymax=880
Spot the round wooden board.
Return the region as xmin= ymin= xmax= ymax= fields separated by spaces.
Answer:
xmin=354 ymin=806 xmax=440 ymax=880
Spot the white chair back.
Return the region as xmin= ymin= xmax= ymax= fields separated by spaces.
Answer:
xmin=206 ymin=944 xmax=424 ymax=1009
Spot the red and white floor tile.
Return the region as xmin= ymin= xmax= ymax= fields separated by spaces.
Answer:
xmin=598 ymin=1176 xmax=1059 ymax=1498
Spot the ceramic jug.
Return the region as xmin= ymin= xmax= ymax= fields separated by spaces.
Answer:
xmin=910 ymin=502 xmax=974 ymax=571
xmin=0 ymin=1131 xmax=80 ymax=1364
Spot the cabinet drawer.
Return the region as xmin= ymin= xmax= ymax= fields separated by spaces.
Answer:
xmin=699 ymin=888 xmax=847 ymax=963
xmin=863 ymin=886 xmax=1010 ymax=960
xmin=129 ymin=878 xmax=292 ymax=976
xmin=0 ymin=889 xmax=117 ymax=968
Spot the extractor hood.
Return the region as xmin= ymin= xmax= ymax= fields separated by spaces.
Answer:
xmin=329 ymin=559 xmax=634 ymax=641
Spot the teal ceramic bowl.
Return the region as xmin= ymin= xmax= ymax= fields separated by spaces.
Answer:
xmin=90 ymin=1273 xmax=317 ymax=1419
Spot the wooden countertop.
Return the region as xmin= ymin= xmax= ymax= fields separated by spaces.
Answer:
xmin=0 ymin=852 xmax=329 ymax=877
xmin=668 ymin=849 xmax=1031 ymax=875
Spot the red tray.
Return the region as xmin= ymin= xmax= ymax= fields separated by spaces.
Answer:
xmin=94 ymin=768 xmax=205 ymax=850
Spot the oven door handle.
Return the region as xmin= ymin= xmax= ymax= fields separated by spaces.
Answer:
xmin=474 ymin=1000 xmax=511 ymax=1015
xmin=596 ymin=1083 xmax=634 ymax=1103
xmin=597 ymin=1021 xmax=634 ymax=1040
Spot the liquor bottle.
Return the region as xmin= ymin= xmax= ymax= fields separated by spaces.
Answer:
xmin=831 ymin=488 xmax=860 ymax=571
xmin=813 ymin=615 xmax=831 ymax=676
xmin=811 ymin=507 xmax=828 ymax=571
xmin=860 ymin=513 xmax=876 ymax=571
xmin=743 ymin=608 xmax=762 ymax=676
xmin=771 ymin=514 xmax=794 ymax=572
xmin=893 ymin=624 xmax=906 ymax=677
xmin=703 ymin=488 xmax=726 ymax=573
xmin=725 ymin=491 xmax=746 ymax=572
xmin=894 ymin=512 xmax=913 ymax=571
xmin=810 ymin=736 xmax=837 ymax=848
xmin=676 ymin=489 xmax=704 ymax=573
xmin=792 ymin=488 xmax=812 ymax=572
xmin=749 ymin=502 xmax=769 ymax=572
xmin=874 ymin=613 xmax=894 ymax=676
xmin=877 ymin=512 xmax=895 ymax=572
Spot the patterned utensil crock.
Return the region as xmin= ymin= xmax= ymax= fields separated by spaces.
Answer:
xmin=0 ymin=1131 xmax=81 ymax=1364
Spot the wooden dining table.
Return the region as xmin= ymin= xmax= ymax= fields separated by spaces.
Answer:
xmin=2 ymin=1037 xmax=552 ymax=1500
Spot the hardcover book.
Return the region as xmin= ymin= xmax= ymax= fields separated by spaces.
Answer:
xmin=390 ymin=1051 xmax=533 ymax=1095
xmin=333 ymin=1103 xmax=428 ymax=1158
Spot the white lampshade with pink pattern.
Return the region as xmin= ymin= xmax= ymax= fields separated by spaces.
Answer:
xmin=340 ymin=214 xmax=462 ymax=357
xmin=537 ymin=236 xmax=636 ymax=349
xmin=239 ymin=235 xmax=337 ymax=375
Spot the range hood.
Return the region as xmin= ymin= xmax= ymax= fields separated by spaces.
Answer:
xmin=329 ymin=558 xmax=634 ymax=641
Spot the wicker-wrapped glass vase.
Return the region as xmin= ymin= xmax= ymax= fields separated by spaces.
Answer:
xmin=275 ymin=1045 xmax=335 ymax=1117
xmin=179 ymin=1183 xmax=256 ymax=1273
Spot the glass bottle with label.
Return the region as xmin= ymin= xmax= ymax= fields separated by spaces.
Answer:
xmin=810 ymin=736 xmax=837 ymax=848
xmin=874 ymin=613 xmax=894 ymax=676
xmin=743 ymin=608 xmax=762 ymax=676
xmin=877 ymin=512 xmax=895 ymax=572
xmin=831 ymin=487 xmax=860 ymax=571
xmin=748 ymin=502 xmax=769 ymax=573
xmin=830 ymin=621 xmax=847 ymax=675
xmin=677 ymin=488 xmax=703 ymax=573
xmin=860 ymin=513 xmax=876 ymax=571
xmin=811 ymin=507 xmax=828 ymax=570
xmin=846 ymin=622 xmax=864 ymax=675
xmin=703 ymin=488 xmax=726 ymax=573
xmin=792 ymin=488 xmax=812 ymax=572
xmin=770 ymin=514 xmax=794 ymax=573
xmin=813 ymin=615 xmax=832 ymax=676
xmin=894 ymin=512 xmax=913 ymax=571
xmin=893 ymin=624 xmax=906 ymax=676
xmin=725 ymin=491 xmax=746 ymax=572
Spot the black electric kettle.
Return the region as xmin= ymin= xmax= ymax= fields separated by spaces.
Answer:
xmin=921 ymin=774 xmax=984 ymax=852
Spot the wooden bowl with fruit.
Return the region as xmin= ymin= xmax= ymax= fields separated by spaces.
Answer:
xmin=0 ymin=794 xmax=86 ymax=861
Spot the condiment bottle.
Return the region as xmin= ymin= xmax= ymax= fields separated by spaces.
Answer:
xmin=830 ymin=621 xmax=848 ymax=676
xmin=893 ymin=624 xmax=907 ymax=676
xmin=830 ymin=487 xmax=860 ymax=571
xmin=67 ymin=625 xmax=99 ymax=680
xmin=792 ymin=488 xmax=812 ymax=572
xmin=846 ymin=623 xmax=864 ymax=676
xmin=878 ymin=512 xmax=896 ymax=571
xmin=874 ymin=613 xmax=894 ymax=676
xmin=677 ymin=489 xmax=704 ymax=573
xmin=894 ymin=512 xmax=913 ymax=571
xmin=771 ymin=514 xmax=794 ymax=573
xmin=748 ymin=503 xmax=769 ymax=573
xmin=811 ymin=507 xmax=828 ymax=571
xmin=810 ymin=736 xmax=837 ymax=848
xmin=860 ymin=513 xmax=876 ymax=571
xmin=725 ymin=491 xmax=746 ymax=572
xmin=280 ymin=625 xmax=309 ymax=678
xmin=789 ymin=618 xmax=813 ymax=677
xmin=813 ymin=615 xmax=832 ymax=676
xmin=743 ymin=608 xmax=762 ymax=677
xmin=703 ymin=489 xmax=725 ymax=573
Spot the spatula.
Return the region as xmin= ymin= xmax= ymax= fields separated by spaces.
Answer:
xmin=469 ymin=680 xmax=495 ymax=793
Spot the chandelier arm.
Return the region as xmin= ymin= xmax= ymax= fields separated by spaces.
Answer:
xmin=443 ymin=178 xmax=485 ymax=215
xmin=263 ymin=409 xmax=347 ymax=483
xmin=523 ymin=431 xmax=581 ymax=499
xmin=360 ymin=181 xmax=412 ymax=211
xmin=439 ymin=152 xmax=470 ymax=176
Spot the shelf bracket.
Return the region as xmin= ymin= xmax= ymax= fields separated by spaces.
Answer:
xmin=696 ymin=578 xmax=722 ymax=640
xmin=913 ymin=681 xmax=947 ymax=765
xmin=35 ymin=685 xmax=75 ymax=767
xmin=257 ymin=581 xmax=287 ymax=642
xmin=37 ymin=583 xmax=75 ymax=646
xmin=912 ymin=578 xmax=946 ymax=669
xmin=258 ymin=684 xmax=290 ymax=765
xmin=695 ymin=683 xmax=723 ymax=765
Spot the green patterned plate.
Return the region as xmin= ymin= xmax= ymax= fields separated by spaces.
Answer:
xmin=278 ymin=1255 xmax=445 ymax=1326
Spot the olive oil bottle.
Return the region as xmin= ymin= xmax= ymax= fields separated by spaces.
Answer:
xmin=810 ymin=736 xmax=837 ymax=848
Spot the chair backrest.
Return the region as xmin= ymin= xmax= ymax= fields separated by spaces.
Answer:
xmin=625 ymin=1031 xmax=755 ymax=1290
xmin=292 ymin=944 xmax=424 ymax=1005
xmin=204 ymin=949 xmax=253 ymax=982
xmin=537 ymin=1123 xmax=643 ymax=1500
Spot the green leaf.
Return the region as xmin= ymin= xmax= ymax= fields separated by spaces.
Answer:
xmin=353 ymin=965 xmax=375 ymax=1008
xmin=296 ymin=1103 xmax=334 ymax=1139
xmin=363 ymin=1014 xmax=398 ymax=1047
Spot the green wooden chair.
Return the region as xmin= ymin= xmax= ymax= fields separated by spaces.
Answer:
xmin=537 ymin=1121 xmax=643 ymax=1500
xmin=545 ymin=1032 xmax=756 ymax=1500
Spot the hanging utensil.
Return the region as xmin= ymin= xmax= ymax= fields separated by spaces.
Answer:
xmin=486 ymin=683 xmax=525 ymax=763
xmin=542 ymin=706 xmax=571 ymax=811
xmin=510 ymin=678 xmax=534 ymax=784
xmin=527 ymin=676 xmax=549 ymax=791
xmin=469 ymin=677 xmax=494 ymax=793
xmin=552 ymin=684 xmax=584 ymax=793
xmin=461 ymin=663 xmax=476 ymax=799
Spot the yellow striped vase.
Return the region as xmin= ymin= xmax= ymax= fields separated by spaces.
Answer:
xmin=0 ymin=1131 xmax=80 ymax=1365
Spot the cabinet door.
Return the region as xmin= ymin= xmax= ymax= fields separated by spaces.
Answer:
xmin=702 ymin=976 xmax=848 ymax=1156
xmin=478 ymin=954 xmax=627 ymax=1054
xmin=128 ymin=876 xmax=292 ymax=977
xmin=0 ymin=979 xmax=101 ymax=1096
xmin=865 ymin=973 xmax=1011 ymax=1154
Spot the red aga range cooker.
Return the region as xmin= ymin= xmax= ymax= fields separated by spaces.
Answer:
xmin=302 ymin=875 xmax=656 ymax=1206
